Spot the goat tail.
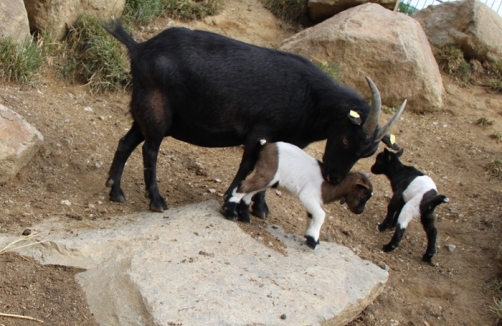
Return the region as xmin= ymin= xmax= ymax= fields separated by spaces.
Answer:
xmin=102 ymin=19 xmax=138 ymax=57
xmin=421 ymin=194 xmax=449 ymax=215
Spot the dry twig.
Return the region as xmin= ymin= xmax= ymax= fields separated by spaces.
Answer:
xmin=0 ymin=312 xmax=44 ymax=323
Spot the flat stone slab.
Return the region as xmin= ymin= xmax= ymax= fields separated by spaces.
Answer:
xmin=1 ymin=200 xmax=388 ymax=326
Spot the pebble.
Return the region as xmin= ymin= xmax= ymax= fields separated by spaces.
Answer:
xmin=61 ymin=200 xmax=71 ymax=206
xmin=379 ymin=262 xmax=390 ymax=271
xmin=208 ymin=189 xmax=216 ymax=194
xmin=22 ymin=229 xmax=31 ymax=236
xmin=280 ymin=314 xmax=287 ymax=320
xmin=84 ymin=106 xmax=93 ymax=112
xmin=446 ymin=244 xmax=456 ymax=252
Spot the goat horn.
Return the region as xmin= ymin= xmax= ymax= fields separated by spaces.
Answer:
xmin=362 ymin=76 xmax=381 ymax=137
xmin=375 ymin=99 xmax=407 ymax=141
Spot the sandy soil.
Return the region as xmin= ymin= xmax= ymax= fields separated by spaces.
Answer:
xmin=1 ymin=0 xmax=502 ymax=325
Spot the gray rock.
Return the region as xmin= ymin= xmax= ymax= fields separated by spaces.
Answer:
xmin=413 ymin=0 xmax=502 ymax=62
xmin=25 ymin=0 xmax=125 ymax=40
xmin=0 ymin=104 xmax=43 ymax=183
xmin=281 ymin=3 xmax=444 ymax=113
xmin=4 ymin=200 xmax=388 ymax=326
xmin=0 ymin=0 xmax=30 ymax=45
xmin=307 ymin=0 xmax=396 ymax=23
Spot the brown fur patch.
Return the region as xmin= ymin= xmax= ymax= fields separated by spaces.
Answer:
xmin=322 ymin=172 xmax=373 ymax=213
xmin=240 ymin=142 xmax=279 ymax=193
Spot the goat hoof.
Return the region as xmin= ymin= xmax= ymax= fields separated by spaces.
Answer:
xmin=383 ymin=244 xmax=396 ymax=252
xmin=422 ymin=254 xmax=434 ymax=265
xmin=109 ymin=190 xmax=126 ymax=203
xmin=377 ymin=224 xmax=387 ymax=232
xmin=221 ymin=203 xmax=238 ymax=220
xmin=149 ymin=197 xmax=168 ymax=212
xmin=251 ymin=203 xmax=269 ymax=219
xmin=305 ymin=236 xmax=319 ymax=249
xmin=238 ymin=215 xmax=251 ymax=223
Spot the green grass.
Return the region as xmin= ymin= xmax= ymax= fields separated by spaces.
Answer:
xmin=259 ymin=0 xmax=307 ymax=22
xmin=490 ymin=132 xmax=502 ymax=143
xmin=475 ymin=117 xmax=494 ymax=128
xmin=123 ymin=0 xmax=222 ymax=25
xmin=315 ymin=61 xmax=341 ymax=81
xmin=485 ymin=158 xmax=502 ymax=181
xmin=61 ymin=14 xmax=131 ymax=92
xmin=0 ymin=37 xmax=44 ymax=84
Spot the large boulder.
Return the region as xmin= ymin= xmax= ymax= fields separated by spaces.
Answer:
xmin=0 ymin=104 xmax=43 ymax=183
xmin=412 ymin=0 xmax=502 ymax=62
xmin=307 ymin=0 xmax=396 ymax=23
xmin=0 ymin=0 xmax=30 ymax=45
xmin=24 ymin=0 xmax=125 ymax=40
xmin=281 ymin=3 xmax=444 ymax=113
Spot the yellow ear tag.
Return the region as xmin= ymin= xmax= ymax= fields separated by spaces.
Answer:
xmin=390 ymin=134 xmax=396 ymax=145
xmin=349 ymin=110 xmax=360 ymax=119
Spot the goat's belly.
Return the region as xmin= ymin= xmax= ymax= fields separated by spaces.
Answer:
xmin=170 ymin=128 xmax=243 ymax=147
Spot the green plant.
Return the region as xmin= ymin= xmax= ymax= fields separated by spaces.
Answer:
xmin=0 ymin=36 xmax=44 ymax=84
xmin=123 ymin=0 xmax=222 ymax=25
xmin=476 ymin=117 xmax=494 ymax=128
xmin=260 ymin=0 xmax=307 ymax=22
xmin=124 ymin=0 xmax=166 ymax=25
xmin=398 ymin=2 xmax=418 ymax=15
xmin=382 ymin=105 xmax=397 ymax=115
xmin=485 ymin=158 xmax=502 ymax=181
xmin=436 ymin=44 xmax=472 ymax=85
xmin=490 ymin=132 xmax=502 ymax=143
xmin=164 ymin=0 xmax=222 ymax=21
xmin=315 ymin=61 xmax=341 ymax=81
xmin=62 ymin=14 xmax=131 ymax=92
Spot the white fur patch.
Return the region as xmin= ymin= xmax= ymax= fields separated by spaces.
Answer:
xmin=397 ymin=175 xmax=438 ymax=228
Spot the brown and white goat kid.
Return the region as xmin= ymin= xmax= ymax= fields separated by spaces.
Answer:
xmin=229 ymin=140 xmax=373 ymax=249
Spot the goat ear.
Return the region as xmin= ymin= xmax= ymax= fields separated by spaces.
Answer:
xmin=348 ymin=110 xmax=362 ymax=125
xmin=356 ymin=182 xmax=370 ymax=190
xmin=339 ymin=197 xmax=346 ymax=205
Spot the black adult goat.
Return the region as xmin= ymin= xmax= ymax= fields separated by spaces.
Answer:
xmin=103 ymin=20 xmax=406 ymax=218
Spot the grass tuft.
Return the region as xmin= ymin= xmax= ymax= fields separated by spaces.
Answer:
xmin=259 ymin=0 xmax=307 ymax=23
xmin=490 ymin=132 xmax=502 ymax=143
xmin=0 ymin=37 xmax=44 ymax=84
xmin=62 ymin=15 xmax=131 ymax=92
xmin=314 ymin=61 xmax=341 ymax=81
xmin=476 ymin=117 xmax=494 ymax=128
xmin=485 ymin=158 xmax=502 ymax=181
xmin=123 ymin=0 xmax=222 ymax=25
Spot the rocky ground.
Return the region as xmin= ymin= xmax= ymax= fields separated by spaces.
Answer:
xmin=1 ymin=0 xmax=502 ymax=325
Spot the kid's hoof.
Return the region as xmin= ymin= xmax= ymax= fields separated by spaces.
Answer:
xmin=251 ymin=203 xmax=269 ymax=219
xmin=383 ymin=243 xmax=396 ymax=252
xmin=305 ymin=236 xmax=319 ymax=249
xmin=377 ymin=224 xmax=387 ymax=232
xmin=422 ymin=254 xmax=434 ymax=265
xmin=222 ymin=203 xmax=238 ymax=220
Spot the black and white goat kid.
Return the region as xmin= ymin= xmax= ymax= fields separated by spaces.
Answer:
xmin=371 ymin=148 xmax=449 ymax=264
xmin=231 ymin=140 xmax=373 ymax=249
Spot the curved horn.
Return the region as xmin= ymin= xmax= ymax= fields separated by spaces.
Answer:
xmin=363 ymin=76 xmax=382 ymax=137
xmin=375 ymin=99 xmax=407 ymax=141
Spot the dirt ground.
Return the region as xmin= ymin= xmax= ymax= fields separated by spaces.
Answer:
xmin=1 ymin=1 xmax=502 ymax=325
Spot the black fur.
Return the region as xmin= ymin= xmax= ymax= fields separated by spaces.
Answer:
xmin=371 ymin=148 xmax=448 ymax=264
xmin=103 ymin=20 xmax=395 ymax=215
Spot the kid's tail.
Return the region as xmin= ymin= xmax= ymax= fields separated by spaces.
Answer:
xmin=421 ymin=194 xmax=449 ymax=215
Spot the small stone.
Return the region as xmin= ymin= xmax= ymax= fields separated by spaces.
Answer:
xmin=275 ymin=190 xmax=282 ymax=196
xmin=208 ymin=189 xmax=216 ymax=194
xmin=379 ymin=262 xmax=389 ymax=271
xmin=446 ymin=244 xmax=456 ymax=252
xmin=87 ymin=203 xmax=96 ymax=209
xmin=94 ymin=161 xmax=102 ymax=169
xmin=214 ymin=178 xmax=221 ymax=183
xmin=22 ymin=229 xmax=31 ymax=236
xmin=61 ymin=200 xmax=71 ymax=206
xmin=280 ymin=314 xmax=287 ymax=320
xmin=84 ymin=106 xmax=93 ymax=112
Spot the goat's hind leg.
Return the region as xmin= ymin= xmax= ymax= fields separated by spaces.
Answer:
xmin=106 ymin=122 xmax=144 ymax=202
xmin=420 ymin=213 xmax=437 ymax=264
xmin=251 ymin=191 xmax=269 ymax=219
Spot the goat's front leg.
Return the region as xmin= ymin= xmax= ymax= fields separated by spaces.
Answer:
xmin=420 ymin=213 xmax=437 ymax=264
xmin=251 ymin=191 xmax=269 ymax=219
xmin=106 ymin=122 xmax=144 ymax=203
xmin=223 ymin=139 xmax=262 ymax=219
xmin=379 ymin=195 xmax=404 ymax=232
xmin=383 ymin=201 xmax=418 ymax=252
xmin=142 ymin=136 xmax=168 ymax=212
xmin=302 ymin=197 xmax=325 ymax=250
